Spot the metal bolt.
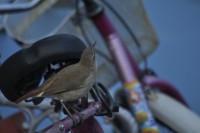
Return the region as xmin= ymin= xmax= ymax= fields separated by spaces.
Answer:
xmin=58 ymin=123 xmax=65 ymax=131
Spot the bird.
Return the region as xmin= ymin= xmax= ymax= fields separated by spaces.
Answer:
xmin=15 ymin=45 xmax=97 ymax=104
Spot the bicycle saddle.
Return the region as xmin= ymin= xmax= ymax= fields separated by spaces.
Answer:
xmin=0 ymin=34 xmax=86 ymax=102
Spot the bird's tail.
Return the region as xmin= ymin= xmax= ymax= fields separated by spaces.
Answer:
xmin=14 ymin=87 xmax=44 ymax=104
xmin=15 ymin=77 xmax=54 ymax=104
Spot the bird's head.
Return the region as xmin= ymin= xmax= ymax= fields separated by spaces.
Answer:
xmin=80 ymin=44 xmax=96 ymax=66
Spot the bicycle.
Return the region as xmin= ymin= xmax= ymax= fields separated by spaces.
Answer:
xmin=0 ymin=0 xmax=200 ymax=133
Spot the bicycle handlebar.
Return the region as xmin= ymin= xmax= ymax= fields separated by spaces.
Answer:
xmin=40 ymin=102 xmax=103 ymax=133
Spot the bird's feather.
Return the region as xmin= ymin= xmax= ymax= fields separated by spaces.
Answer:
xmin=42 ymin=63 xmax=91 ymax=96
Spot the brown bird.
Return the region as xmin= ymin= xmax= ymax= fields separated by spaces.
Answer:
xmin=15 ymin=45 xmax=97 ymax=104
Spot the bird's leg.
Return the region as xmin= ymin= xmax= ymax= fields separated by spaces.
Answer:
xmin=69 ymin=104 xmax=83 ymax=112
xmin=81 ymin=95 xmax=89 ymax=109
xmin=60 ymin=101 xmax=79 ymax=125
xmin=66 ymin=103 xmax=84 ymax=123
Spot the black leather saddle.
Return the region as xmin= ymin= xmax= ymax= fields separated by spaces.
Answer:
xmin=0 ymin=34 xmax=86 ymax=102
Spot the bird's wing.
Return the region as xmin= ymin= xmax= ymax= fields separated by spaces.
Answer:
xmin=42 ymin=64 xmax=90 ymax=97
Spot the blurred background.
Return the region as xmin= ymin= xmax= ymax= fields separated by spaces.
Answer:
xmin=0 ymin=0 xmax=200 ymax=132
xmin=142 ymin=0 xmax=200 ymax=115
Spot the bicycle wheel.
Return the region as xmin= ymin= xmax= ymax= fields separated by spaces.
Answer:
xmin=148 ymin=92 xmax=200 ymax=133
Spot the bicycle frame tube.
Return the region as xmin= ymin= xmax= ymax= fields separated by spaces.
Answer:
xmin=44 ymin=102 xmax=104 ymax=133
xmin=83 ymin=1 xmax=160 ymax=132
xmin=92 ymin=14 xmax=142 ymax=81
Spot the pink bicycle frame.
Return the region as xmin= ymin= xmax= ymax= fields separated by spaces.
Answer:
xmin=83 ymin=0 xmax=188 ymax=132
xmin=91 ymin=10 xmax=160 ymax=133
